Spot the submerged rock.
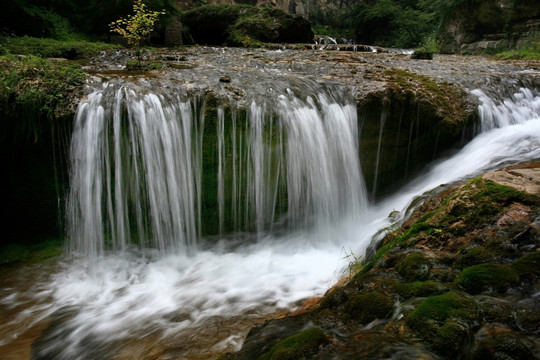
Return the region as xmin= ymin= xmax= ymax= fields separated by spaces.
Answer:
xmin=226 ymin=162 xmax=540 ymax=359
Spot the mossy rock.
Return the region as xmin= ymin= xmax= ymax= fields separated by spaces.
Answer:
xmin=430 ymin=318 xmax=471 ymax=356
xmin=395 ymin=252 xmax=431 ymax=281
xmin=393 ymin=280 xmax=447 ymax=300
xmin=343 ymin=291 xmax=394 ymax=324
xmin=434 ymin=178 xmax=539 ymax=236
xmin=257 ymin=328 xmax=328 ymax=360
xmin=472 ymin=332 xmax=533 ymax=360
xmin=406 ymin=291 xmax=479 ymax=330
xmin=511 ymin=251 xmax=540 ymax=279
xmin=456 ymin=263 xmax=519 ymax=294
xmin=318 ymin=287 xmax=348 ymax=310
xmin=406 ymin=292 xmax=479 ymax=357
xmin=455 ymin=246 xmax=497 ymax=269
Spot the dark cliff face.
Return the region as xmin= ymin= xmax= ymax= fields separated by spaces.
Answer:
xmin=438 ymin=0 xmax=540 ymax=54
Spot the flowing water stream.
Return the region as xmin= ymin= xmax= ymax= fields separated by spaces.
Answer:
xmin=1 ymin=53 xmax=540 ymax=360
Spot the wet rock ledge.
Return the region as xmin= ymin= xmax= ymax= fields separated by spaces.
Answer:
xmin=223 ymin=162 xmax=540 ymax=360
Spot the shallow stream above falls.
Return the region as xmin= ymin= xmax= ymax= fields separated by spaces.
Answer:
xmin=1 ymin=48 xmax=540 ymax=360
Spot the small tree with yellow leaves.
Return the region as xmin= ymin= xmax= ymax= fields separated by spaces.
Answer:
xmin=109 ymin=0 xmax=165 ymax=49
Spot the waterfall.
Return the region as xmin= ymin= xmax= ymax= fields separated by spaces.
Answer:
xmin=66 ymin=80 xmax=367 ymax=257
xmin=4 ymin=58 xmax=540 ymax=360
xmin=472 ymin=88 xmax=540 ymax=131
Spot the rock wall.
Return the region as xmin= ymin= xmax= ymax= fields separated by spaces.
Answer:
xmin=439 ymin=0 xmax=540 ymax=53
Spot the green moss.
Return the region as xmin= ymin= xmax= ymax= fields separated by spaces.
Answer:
xmin=0 ymin=54 xmax=85 ymax=144
xmin=360 ymin=212 xmax=437 ymax=276
xmin=343 ymin=291 xmax=394 ymax=323
xmin=395 ymin=252 xmax=431 ymax=281
xmin=405 ymin=291 xmax=479 ymax=356
xmin=430 ymin=319 xmax=470 ymax=356
xmin=455 ymin=263 xmax=519 ymax=294
xmin=437 ymin=178 xmax=539 ymax=236
xmin=511 ymin=251 xmax=540 ymax=278
xmin=406 ymin=291 xmax=478 ymax=328
xmin=257 ymin=328 xmax=328 ymax=360
xmin=0 ymin=237 xmax=63 ymax=265
xmin=473 ymin=333 xmax=533 ymax=360
xmin=383 ymin=69 xmax=470 ymax=133
xmin=455 ymin=246 xmax=497 ymax=269
xmin=393 ymin=281 xmax=447 ymax=300
xmin=1 ymin=36 xmax=119 ymax=59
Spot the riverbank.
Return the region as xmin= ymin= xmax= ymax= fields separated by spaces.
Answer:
xmin=226 ymin=162 xmax=540 ymax=359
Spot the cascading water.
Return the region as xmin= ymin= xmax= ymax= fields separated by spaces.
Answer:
xmin=1 ymin=56 xmax=540 ymax=360
xmin=66 ymin=80 xmax=367 ymax=258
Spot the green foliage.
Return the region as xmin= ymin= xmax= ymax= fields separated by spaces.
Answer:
xmin=342 ymin=248 xmax=365 ymax=277
xmin=0 ymin=237 xmax=63 ymax=265
xmin=495 ymin=38 xmax=540 ymax=60
xmin=347 ymin=0 xmax=438 ymax=47
xmin=412 ymin=49 xmax=433 ymax=60
xmin=0 ymin=54 xmax=85 ymax=144
xmin=0 ymin=36 xmax=119 ymax=59
xmin=110 ymin=0 xmax=166 ymax=48
xmin=257 ymin=328 xmax=328 ymax=360
xmin=3 ymin=1 xmax=178 ymax=41
xmin=181 ymin=4 xmax=313 ymax=46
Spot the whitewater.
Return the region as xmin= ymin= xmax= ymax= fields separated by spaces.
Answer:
xmin=1 ymin=81 xmax=539 ymax=359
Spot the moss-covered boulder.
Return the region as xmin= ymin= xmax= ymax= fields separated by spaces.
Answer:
xmin=359 ymin=69 xmax=478 ymax=197
xmin=181 ymin=4 xmax=313 ymax=47
xmin=456 ymin=263 xmax=519 ymax=294
xmin=343 ymin=291 xmax=394 ymax=323
xmin=405 ymin=291 xmax=480 ymax=356
xmin=257 ymin=328 xmax=328 ymax=360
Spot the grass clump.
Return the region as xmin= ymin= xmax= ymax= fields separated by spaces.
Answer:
xmin=495 ymin=38 xmax=540 ymax=60
xmin=257 ymin=328 xmax=328 ymax=360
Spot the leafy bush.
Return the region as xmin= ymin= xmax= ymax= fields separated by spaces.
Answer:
xmin=181 ymin=4 xmax=313 ymax=46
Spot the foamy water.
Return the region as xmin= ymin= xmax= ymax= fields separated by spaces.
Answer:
xmin=2 ymin=87 xmax=540 ymax=359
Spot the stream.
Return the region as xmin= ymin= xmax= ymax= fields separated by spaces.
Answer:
xmin=1 ymin=48 xmax=540 ymax=360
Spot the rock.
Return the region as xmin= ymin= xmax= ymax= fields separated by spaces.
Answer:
xmin=438 ymin=0 xmax=540 ymax=54
xmin=229 ymin=169 xmax=540 ymax=359
xmin=219 ymin=74 xmax=231 ymax=83
xmin=483 ymin=162 xmax=540 ymax=196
